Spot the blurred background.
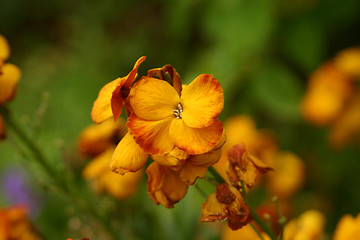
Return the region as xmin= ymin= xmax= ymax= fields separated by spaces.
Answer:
xmin=1 ymin=0 xmax=360 ymax=239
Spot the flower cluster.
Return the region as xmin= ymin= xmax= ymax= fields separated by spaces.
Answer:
xmin=91 ymin=57 xmax=225 ymax=207
xmin=0 ymin=205 xmax=42 ymax=240
xmin=0 ymin=35 xmax=21 ymax=139
xmin=78 ymin=118 xmax=143 ymax=199
xmin=301 ymin=47 xmax=360 ymax=149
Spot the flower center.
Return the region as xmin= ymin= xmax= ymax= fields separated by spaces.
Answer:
xmin=173 ymin=103 xmax=183 ymax=119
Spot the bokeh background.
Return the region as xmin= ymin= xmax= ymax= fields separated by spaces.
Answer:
xmin=1 ymin=0 xmax=360 ymax=239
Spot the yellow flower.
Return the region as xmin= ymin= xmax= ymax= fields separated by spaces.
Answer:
xmin=334 ymin=47 xmax=360 ymax=77
xmin=266 ymin=151 xmax=305 ymax=199
xmin=333 ymin=213 xmax=360 ymax=240
xmin=127 ymin=74 xmax=224 ymax=155
xmin=0 ymin=205 xmax=42 ymax=240
xmin=222 ymin=224 xmax=271 ymax=240
xmin=91 ymin=56 xmax=146 ymax=124
xmin=283 ymin=210 xmax=325 ymax=240
xmin=0 ymin=35 xmax=21 ymax=139
xmin=79 ymin=119 xmax=143 ymax=199
xmin=301 ymin=63 xmax=354 ymax=126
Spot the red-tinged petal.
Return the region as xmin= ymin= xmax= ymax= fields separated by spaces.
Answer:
xmin=123 ymin=56 xmax=146 ymax=88
xmin=127 ymin=113 xmax=174 ymax=155
xmin=91 ymin=77 xmax=123 ymax=124
xmin=146 ymin=162 xmax=188 ymax=208
xmin=129 ymin=77 xmax=180 ymax=121
xmin=0 ymin=63 xmax=21 ymax=104
xmin=147 ymin=64 xmax=182 ymax=95
xmin=0 ymin=115 xmax=5 ymax=139
xmin=181 ymin=74 xmax=224 ymax=128
xmin=111 ymin=132 xmax=149 ymax=175
xmin=169 ymin=118 xmax=223 ymax=155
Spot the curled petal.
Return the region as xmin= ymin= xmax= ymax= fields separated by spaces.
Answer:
xmin=147 ymin=64 xmax=182 ymax=95
xmin=181 ymin=74 xmax=224 ymax=128
xmin=169 ymin=118 xmax=223 ymax=155
xmin=91 ymin=78 xmax=123 ymax=124
xmin=127 ymin=113 xmax=174 ymax=155
xmin=0 ymin=35 xmax=10 ymax=60
xmin=179 ymin=162 xmax=208 ymax=185
xmin=111 ymin=132 xmax=149 ymax=175
xmin=129 ymin=77 xmax=180 ymax=121
xmin=0 ymin=115 xmax=5 ymax=139
xmin=201 ymin=193 xmax=227 ymax=222
xmin=0 ymin=63 xmax=21 ymax=104
xmin=151 ymin=147 xmax=188 ymax=168
xmin=146 ymin=162 xmax=188 ymax=208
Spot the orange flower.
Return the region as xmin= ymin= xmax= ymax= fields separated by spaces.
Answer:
xmin=91 ymin=56 xmax=146 ymax=124
xmin=0 ymin=205 xmax=41 ymax=240
xmin=79 ymin=119 xmax=143 ymax=199
xmin=0 ymin=35 xmax=21 ymax=139
xmin=333 ymin=213 xmax=360 ymax=240
xmin=227 ymin=144 xmax=273 ymax=189
xmin=334 ymin=47 xmax=360 ymax=77
xmin=201 ymin=183 xmax=253 ymax=230
xmin=283 ymin=210 xmax=325 ymax=240
xmin=127 ymin=74 xmax=224 ymax=155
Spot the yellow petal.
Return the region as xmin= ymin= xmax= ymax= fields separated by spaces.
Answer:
xmin=91 ymin=77 xmax=123 ymax=124
xmin=150 ymin=147 xmax=188 ymax=168
xmin=169 ymin=118 xmax=223 ymax=155
xmin=111 ymin=132 xmax=149 ymax=175
xmin=83 ymin=147 xmax=114 ymax=180
xmin=181 ymin=74 xmax=224 ymax=128
xmin=129 ymin=77 xmax=180 ymax=121
xmin=0 ymin=35 xmax=10 ymax=60
xmin=0 ymin=115 xmax=5 ymax=140
xmin=179 ymin=162 xmax=207 ymax=185
xmin=127 ymin=113 xmax=174 ymax=155
xmin=146 ymin=162 xmax=188 ymax=208
xmin=0 ymin=63 xmax=21 ymax=104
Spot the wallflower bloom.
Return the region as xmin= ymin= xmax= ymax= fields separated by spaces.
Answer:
xmin=0 ymin=35 xmax=21 ymax=139
xmin=283 ymin=210 xmax=325 ymax=240
xmin=222 ymin=224 xmax=271 ymax=240
xmin=127 ymin=74 xmax=224 ymax=155
xmin=333 ymin=213 xmax=360 ymax=240
xmin=0 ymin=205 xmax=41 ymax=240
xmin=334 ymin=47 xmax=360 ymax=77
xmin=79 ymin=119 xmax=143 ymax=199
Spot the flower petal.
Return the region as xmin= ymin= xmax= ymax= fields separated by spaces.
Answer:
xmin=129 ymin=77 xmax=180 ymax=121
xmin=91 ymin=77 xmax=123 ymax=124
xmin=127 ymin=113 xmax=174 ymax=155
xmin=0 ymin=115 xmax=5 ymax=140
xmin=200 ymin=192 xmax=227 ymax=222
xmin=150 ymin=147 xmax=188 ymax=168
xmin=0 ymin=63 xmax=21 ymax=104
xmin=181 ymin=74 xmax=224 ymax=128
xmin=147 ymin=64 xmax=182 ymax=95
xmin=83 ymin=147 xmax=114 ymax=180
xmin=0 ymin=35 xmax=10 ymax=60
xmin=179 ymin=162 xmax=207 ymax=185
xmin=169 ymin=118 xmax=223 ymax=155
xmin=111 ymin=132 xmax=149 ymax=175
xmin=146 ymin=162 xmax=188 ymax=208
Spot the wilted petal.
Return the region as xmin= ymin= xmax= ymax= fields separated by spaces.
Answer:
xmin=129 ymin=77 xmax=180 ymax=121
xmin=127 ymin=113 xmax=174 ymax=155
xmin=0 ymin=35 xmax=10 ymax=60
xmin=181 ymin=74 xmax=224 ymax=128
xmin=151 ymin=147 xmax=188 ymax=168
xmin=111 ymin=132 xmax=149 ymax=175
xmin=0 ymin=63 xmax=21 ymax=104
xmin=146 ymin=162 xmax=188 ymax=208
xmin=201 ymin=192 xmax=227 ymax=222
xmin=169 ymin=118 xmax=223 ymax=155
xmin=179 ymin=162 xmax=207 ymax=185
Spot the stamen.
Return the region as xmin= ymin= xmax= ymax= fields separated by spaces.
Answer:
xmin=173 ymin=103 xmax=183 ymax=119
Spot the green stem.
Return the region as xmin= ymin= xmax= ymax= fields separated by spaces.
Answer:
xmin=1 ymin=106 xmax=120 ymax=240
xmin=250 ymin=223 xmax=265 ymax=240
xmin=208 ymin=166 xmax=225 ymax=184
xmin=273 ymin=196 xmax=286 ymax=240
